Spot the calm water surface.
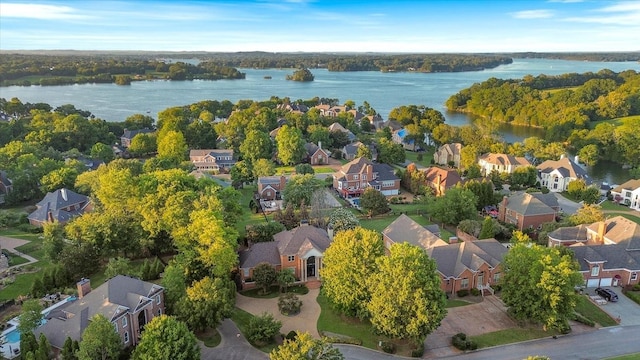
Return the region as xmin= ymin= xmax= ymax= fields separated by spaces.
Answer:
xmin=1 ymin=58 xmax=638 ymax=183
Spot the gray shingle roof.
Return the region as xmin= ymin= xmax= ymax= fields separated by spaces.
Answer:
xmin=503 ymin=192 xmax=558 ymax=216
xmin=428 ymin=239 xmax=508 ymax=278
xmin=570 ymin=244 xmax=640 ymax=272
xmin=27 ymin=188 xmax=90 ymax=224
xmin=275 ymin=225 xmax=331 ymax=257
xmin=537 ymin=157 xmax=590 ymax=183
xmin=382 ymin=214 xmax=446 ymax=250
xmin=239 ymin=241 xmax=281 ymax=268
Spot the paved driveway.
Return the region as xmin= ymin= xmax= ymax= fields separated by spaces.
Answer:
xmin=553 ymin=193 xmax=581 ymax=215
xmin=588 ymin=287 xmax=640 ymax=326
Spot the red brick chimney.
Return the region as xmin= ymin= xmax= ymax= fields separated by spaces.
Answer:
xmin=279 ymin=175 xmax=287 ymax=191
xmin=77 ymin=278 xmax=91 ymax=299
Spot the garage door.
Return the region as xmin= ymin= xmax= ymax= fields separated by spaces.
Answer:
xmin=587 ymin=279 xmax=600 ymax=287
xmin=600 ymin=278 xmax=613 ymax=287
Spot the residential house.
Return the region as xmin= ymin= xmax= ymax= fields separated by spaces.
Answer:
xmin=428 ymin=239 xmax=508 ymax=296
xmin=328 ymin=122 xmax=356 ymax=142
xmin=382 ymin=214 xmax=447 ymax=252
xmin=498 ymin=192 xmax=559 ymax=231
xmin=365 ymin=114 xmax=385 ymax=130
xmin=548 ymin=215 xmax=640 ymax=250
xmin=611 ymin=179 xmax=640 ymax=211
xmin=477 ymin=153 xmax=530 ymax=176
xmin=537 ymin=156 xmax=591 ymax=192
xmin=278 ymin=103 xmax=309 ymax=114
xmin=392 ymin=128 xmax=420 ymax=151
xmin=239 ymin=224 xmax=332 ymax=286
xmin=333 ymin=157 xmax=400 ymax=198
xmin=257 ymin=175 xmax=287 ymax=201
xmin=433 ymin=143 xmax=462 ymax=168
xmin=384 ymin=120 xmax=403 ymax=132
xmin=120 ymin=128 xmax=154 ymax=148
xmin=420 ymin=166 xmax=463 ymax=196
xmin=341 ymin=141 xmax=377 ymax=161
xmin=346 ymin=109 xmax=365 ymax=124
xmin=34 ymin=276 xmax=165 ymax=353
xmin=570 ymin=244 xmax=640 ymax=288
xmin=189 ymin=149 xmax=236 ymax=172
xmin=28 ymin=188 xmax=92 ymax=226
xmin=304 ymin=142 xmax=330 ymax=165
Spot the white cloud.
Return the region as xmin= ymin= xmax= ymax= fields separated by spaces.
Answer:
xmin=564 ymin=1 xmax=640 ymax=25
xmin=511 ymin=9 xmax=555 ymax=19
xmin=0 ymin=3 xmax=90 ymax=20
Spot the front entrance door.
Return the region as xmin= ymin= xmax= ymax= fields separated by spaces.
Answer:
xmin=478 ymin=272 xmax=485 ymax=287
xmin=307 ymin=256 xmax=316 ymax=277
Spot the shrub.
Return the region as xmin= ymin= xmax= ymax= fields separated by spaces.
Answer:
xmin=470 ymin=288 xmax=481 ymax=296
xmin=623 ymin=290 xmax=640 ymax=305
xmin=456 ymin=289 xmax=469 ymax=297
xmin=452 ymin=333 xmax=477 ymax=351
xmin=633 ymin=284 xmax=640 ymax=291
xmin=17 ymin=223 xmax=42 ymax=233
xmin=571 ymin=312 xmax=595 ymax=327
xmin=411 ymin=342 xmax=424 ymax=357
xmin=246 ymin=312 xmax=282 ymax=345
xmin=278 ymin=293 xmax=302 ymax=315
xmin=323 ymin=335 xmax=362 ymax=345
xmin=285 ymin=330 xmax=297 ymax=340
xmin=379 ymin=341 xmax=396 ymax=354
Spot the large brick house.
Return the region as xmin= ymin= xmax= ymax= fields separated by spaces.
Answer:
xmin=548 ymin=215 xmax=640 ymax=249
xmin=304 ymin=142 xmax=330 ymax=165
xmin=257 ymin=175 xmax=287 ymax=201
xmin=478 ymin=153 xmax=530 ymax=176
xmin=120 ymin=128 xmax=154 ymax=148
xmin=420 ymin=166 xmax=463 ymax=197
xmin=34 ymin=276 xmax=165 ymax=352
xmin=433 ymin=143 xmax=462 ymax=168
xmin=189 ymin=149 xmax=236 ymax=172
xmin=333 ymin=157 xmax=400 ymax=198
xmin=238 ymin=224 xmax=332 ymax=287
xmin=611 ymin=179 xmax=640 ymax=211
xmin=382 ymin=215 xmax=507 ymax=296
xmin=498 ymin=192 xmax=559 ymax=231
xmin=537 ymin=156 xmax=591 ymax=193
xmin=27 ymin=188 xmax=92 ymax=226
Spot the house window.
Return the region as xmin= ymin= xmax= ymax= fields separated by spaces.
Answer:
xmin=625 ymin=191 xmax=632 ymax=198
xmin=122 ymin=316 xmax=127 ymax=328
xmin=493 ymin=273 xmax=501 ymax=283
xmin=591 ymin=265 xmax=600 ymax=276
xmin=353 ymin=175 xmax=359 ymax=180
xmin=362 ymin=174 xmax=367 ymax=180
xmin=288 ymin=255 xmax=295 ymax=262
xmin=461 ymin=278 xmax=469 ymax=289
xmin=124 ymin=331 xmax=129 ymax=344
xmin=157 ymin=308 xmax=162 ymax=316
xmin=156 ymin=295 xmax=161 ymax=305
xmin=243 ymin=268 xmax=250 ymax=277
xmin=632 ymin=273 xmax=638 ymax=281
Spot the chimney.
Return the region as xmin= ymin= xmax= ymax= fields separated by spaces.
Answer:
xmin=47 ymin=210 xmax=54 ymax=223
xmin=77 ymin=278 xmax=91 ymax=299
xmin=280 ymin=175 xmax=287 ymax=190
xmin=560 ymin=154 xmax=565 ymax=160
xmin=318 ymin=141 xmax=322 ymax=149
xmin=61 ymin=188 xmax=68 ymax=201
xmin=300 ymin=219 xmax=309 ymax=227
xmin=597 ymin=221 xmax=606 ymax=243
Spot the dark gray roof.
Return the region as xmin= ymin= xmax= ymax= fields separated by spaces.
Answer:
xmin=537 ymin=157 xmax=590 ymax=183
xmin=372 ymin=163 xmax=399 ymax=182
xmin=548 ymin=224 xmax=589 ymax=243
xmin=570 ymin=244 xmax=640 ymax=272
xmin=258 ymin=176 xmax=284 ymax=185
xmin=27 ymin=188 xmax=90 ymax=223
xmin=34 ymin=276 xmax=163 ymax=349
xmin=122 ymin=128 xmax=153 ymax=139
xmin=0 ymin=170 xmax=11 ymax=187
xmin=503 ymin=192 xmax=558 ymax=216
xmin=428 ymin=239 xmax=508 ymax=278
xmin=383 ymin=214 xmax=446 ymax=250
xmin=275 ymin=225 xmax=331 ymax=257
xmin=239 ymin=241 xmax=281 ymax=268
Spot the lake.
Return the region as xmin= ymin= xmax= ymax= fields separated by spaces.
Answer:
xmin=1 ymin=57 xmax=638 ymax=183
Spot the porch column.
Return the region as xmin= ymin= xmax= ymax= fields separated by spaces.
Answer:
xmin=303 ymin=258 xmax=307 ymax=282
xmin=318 ymin=257 xmax=322 ymax=280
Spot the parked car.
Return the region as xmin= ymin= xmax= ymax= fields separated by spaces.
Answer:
xmin=595 ymin=287 xmax=619 ymax=302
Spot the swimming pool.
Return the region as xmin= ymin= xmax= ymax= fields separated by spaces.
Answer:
xmin=5 ymin=329 xmax=20 ymax=343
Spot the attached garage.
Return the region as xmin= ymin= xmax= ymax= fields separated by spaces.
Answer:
xmin=587 ymin=279 xmax=600 ymax=287
xmin=599 ymin=278 xmax=613 ymax=287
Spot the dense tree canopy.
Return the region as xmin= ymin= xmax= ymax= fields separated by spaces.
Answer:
xmin=77 ymin=314 xmax=122 ymax=360
xmin=132 ymin=315 xmax=200 ymax=360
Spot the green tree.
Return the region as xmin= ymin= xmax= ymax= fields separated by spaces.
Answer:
xmin=18 ymin=300 xmax=43 ymax=334
xmin=360 ymin=188 xmax=389 ymax=216
xmin=131 ymin=315 xmax=200 ymax=360
xmin=240 ymin=130 xmax=272 ymax=162
xmin=128 ymin=133 xmax=156 ymax=156
xmin=510 ymin=230 xmax=532 ymax=244
xmin=356 ymin=145 xmax=372 ymax=160
xmin=78 ymin=314 xmax=122 ymax=360
xmin=286 ymin=68 xmax=314 ymax=82
xmin=104 ymin=257 xmax=134 ymax=279
xmin=90 ymin=142 xmax=115 ymax=163
xmin=247 ymin=312 xmax=282 ymax=345
xmin=282 ymin=174 xmax=323 ymax=208
xmin=270 ymin=332 xmax=343 ymax=360
xmin=501 ymin=244 xmax=583 ymax=331
xmin=178 ymin=277 xmax=234 ymax=332
xmin=327 ymin=208 xmax=360 ymax=234
xmin=277 ymin=268 xmax=296 ymax=293
xmin=376 ymin=138 xmax=405 ymax=164
xmin=425 ymin=187 xmax=478 ymax=225
xmin=253 ymin=262 xmax=278 ymax=295
xmin=276 ymin=125 xmax=306 ymax=166
xmin=295 ymin=163 xmax=314 ymax=175
xmin=577 ymin=144 xmax=599 ymax=167
xmin=124 ymin=114 xmax=154 ymax=130
xmin=567 ymin=179 xmax=587 ymax=200
xmin=62 ymin=336 xmax=79 ymax=360
xmin=230 ymin=160 xmax=255 ymax=186
xmin=40 ymin=167 xmax=80 ymax=193
xmin=581 ymin=187 xmax=601 ymax=205
xmin=37 ymin=333 xmax=51 ymax=360
xmin=253 ymin=159 xmax=277 ymax=178
xmin=20 ymin=331 xmax=38 ymax=357
xmin=569 ymin=204 xmax=605 ymax=225
xmin=43 ymin=221 xmax=66 ymax=261
xmin=510 ymin=166 xmax=538 ymax=188
xmin=366 ymin=243 xmax=447 ymax=343
xmin=321 ymin=228 xmax=384 ymax=318
xmin=478 ymin=216 xmax=495 ymax=239
xmin=160 ymin=262 xmax=187 ymax=314
xmin=157 ymin=130 xmax=187 ymax=164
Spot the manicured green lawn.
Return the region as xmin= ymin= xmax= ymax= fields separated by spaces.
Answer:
xmin=3 ymin=251 xmax=29 ymax=266
xmin=316 ymin=293 xmax=380 ymax=349
xmin=275 ymin=166 xmax=335 ymax=174
xmin=446 ymin=299 xmax=472 ymax=308
xmin=471 ymin=327 xmax=559 ymax=348
xmin=230 ymin=307 xmax=278 ymax=353
xmin=404 ymin=147 xmax=436 ymax=168
xmin=574 ymin=295 xmax=618 ymax=327
xmin=599 ymin=201 xmax=632 ymax=212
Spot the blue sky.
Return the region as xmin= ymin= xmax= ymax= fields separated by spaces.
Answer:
xmin=1 ymin=0 xmax=639 ymax=52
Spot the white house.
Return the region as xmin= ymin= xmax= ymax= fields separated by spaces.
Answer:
xmin=611 ymin=179 xmax=640 ymax=211
xmin=477 ymin=153 xmax=530 ymax=176
xmin=536 ymin=156 xmax=591 ymax=193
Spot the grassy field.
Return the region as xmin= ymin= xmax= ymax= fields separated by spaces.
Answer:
xmin=588 ymin=115 xmax=639 ymax=129
xmin=574 ymin=295 xmax=618 ymax=327
xmin=599 ymin=200 xmax=633 ymax=212
xmin=471 ymin=327 xmax=560 ymax=348
xmin=446 ymin=299 xmax=472 ymax=308
xmin=316 ymin=293 xmax=381 ymax=350
xmin=404 ymin=147 xmax=436 ymax=168
xmin=605 ymin=353 xmax=640 ymax=360
xmin=274 ymin=166 xmax=336 ymax=174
